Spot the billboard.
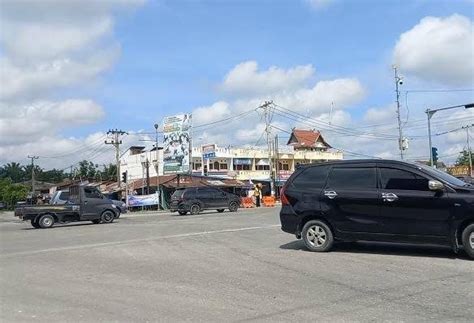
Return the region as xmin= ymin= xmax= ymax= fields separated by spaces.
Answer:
xmin=202 ymin=144 xmax=216 ymax=160
xmin=163 ymin=114 xmax=192 ymax=174
xmin=127 ymin=193 xmax=159 ymax=207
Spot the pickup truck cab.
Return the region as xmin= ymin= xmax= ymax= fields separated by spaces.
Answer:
xmin=15 ymin=185 xmax=119 ymax=229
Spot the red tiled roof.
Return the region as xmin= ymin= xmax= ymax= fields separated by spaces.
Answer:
xmin=287 ymin=129 xmax=331 ymax=149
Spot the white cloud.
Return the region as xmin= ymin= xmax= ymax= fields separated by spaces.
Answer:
xmin=0 ymin=100 xmax=105 ymax=145
xmin=220 ymin=61 xmax=314 ymax=97
xmin=393 ymin=14 xmax=474 ymax=85
xmin=363 ymin=104 xmax=396 ymax=124
xmin=0 ymin=0 xmax=146 ymax=167
xmin=193 ymin=101 xmax=231 ymax=125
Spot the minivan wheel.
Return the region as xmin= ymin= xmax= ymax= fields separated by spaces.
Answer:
xmin=302 ymin=220 xmax=334 ymax=252
xmin=461 ymin=224 xmax=474 ymax=259
xmin=190 ymin=204 xmax=200 ymax=215
xmin=229 ymin=201 xmax=239 ymax=212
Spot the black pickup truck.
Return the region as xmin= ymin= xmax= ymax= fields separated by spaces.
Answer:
xmin=15 ymin=185 xmax=119 ymax=229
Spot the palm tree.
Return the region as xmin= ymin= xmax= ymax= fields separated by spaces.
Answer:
xmin=1 ymin=162 xmax=25 ymax=183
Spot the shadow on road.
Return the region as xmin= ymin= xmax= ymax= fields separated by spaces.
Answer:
xmin=280 ymin=240 xmax=471 ymax=260
xmin=21 ymin=222 xmax=108 ymax=230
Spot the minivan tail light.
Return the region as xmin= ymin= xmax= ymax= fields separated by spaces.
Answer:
xmin=280 ymin=186 xmax=290 ymax=206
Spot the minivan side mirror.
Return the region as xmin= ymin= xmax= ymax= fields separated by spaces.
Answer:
xmin=428 ymin=180 xmax=444 ymax=191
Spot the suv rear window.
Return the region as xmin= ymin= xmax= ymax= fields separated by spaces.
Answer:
xmin=327 ymin=167 xmax=376 ymax=190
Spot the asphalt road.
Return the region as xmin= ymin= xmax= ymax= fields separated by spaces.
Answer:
xmin=1 ymin=208 xmax=473 ymax=322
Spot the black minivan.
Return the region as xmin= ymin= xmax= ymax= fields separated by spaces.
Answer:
xmin=170 ymin=187 xmax=240 ymax=215
xmin=280 ymin=160 xmax=474 ymax=259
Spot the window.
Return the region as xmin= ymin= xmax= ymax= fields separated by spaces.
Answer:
xmin=291 ymin=166 xmax=329 ymax=189
xmin=256 ymin=165 xmax=270 ymax=171
xmin=279 ymin=162 xmax=290 ymax=171
xmin=213 ymin=161 xmax=220 ymax=170
xmin=84 ymin=187 xmax=102 ymax=199
xmin=327 ymin=167 xmax=376 ymax=190
xmin=196 ymin=188 xmax=215 ymax=198
xmin=220 ymin=163 xmax=228 ymax=170
xmin=380 ymin=168 xmax=429 ymax=191
xmin=184 ymin=188 xmax=196 ymax=198
xmin=194 ymin=163 xmax=202 ymax=170
xmin=235 ymin=164 xmax=251 ymax=171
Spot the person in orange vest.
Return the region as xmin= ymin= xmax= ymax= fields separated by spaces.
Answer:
xmin=254 ymin=183 xmax=262 ymax=207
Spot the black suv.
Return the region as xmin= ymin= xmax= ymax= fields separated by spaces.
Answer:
xmin=280 ymin=159 xmax=474 ymax=259
xmin=170 ymin=187 xmax=240 ymax=215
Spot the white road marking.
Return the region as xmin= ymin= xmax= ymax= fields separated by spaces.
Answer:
xmin=0 ymin=224 xmax=281 ymax=258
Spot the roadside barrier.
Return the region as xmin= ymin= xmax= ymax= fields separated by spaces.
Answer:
xmin=262 ymin=196 xmax=276 ymax=207
xmin=241 ymin=197 xmax=254 ymax=208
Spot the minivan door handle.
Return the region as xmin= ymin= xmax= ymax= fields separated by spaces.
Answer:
xmin=324 ymin=191 xmax=338 ymax=199
xmin=382 ymin=192 xmax=398 ymax=202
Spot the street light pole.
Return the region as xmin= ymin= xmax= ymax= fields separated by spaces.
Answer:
xmin=154 ymin=123 xmax=161 ymax=209
xmin=426 ymin=103 xmax=474 ymax=167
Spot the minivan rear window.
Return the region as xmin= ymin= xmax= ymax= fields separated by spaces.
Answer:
xmin=327 ymin=167 xmax=376 ymax=189
xmin=291 ymin=165 xmax=329 ymax=189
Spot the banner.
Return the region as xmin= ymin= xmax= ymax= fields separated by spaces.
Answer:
xmin=127 ymin=193 xmax=159 ymax=207
xmin=202 ymin=144 xmax=216 ymax=159
xmin=163 ymin=114 xmax=192 ymax=174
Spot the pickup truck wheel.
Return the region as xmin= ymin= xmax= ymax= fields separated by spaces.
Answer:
xmin=101 ymin=211 xmax=115 ymax=224
xmin=462 ymin=224 xmax=474 ymax=259
xmin=229 ymin=201 xmax=239 ymax=212
xmin=38 ymin=214 xmax=55 ymax=229
xmin=302 ymin=220 xmax=334 ymax=252
xmin=31 ymin=219 xmax=41 ymax=229
xmin=190 ymin=204 xmax=200 ymax=215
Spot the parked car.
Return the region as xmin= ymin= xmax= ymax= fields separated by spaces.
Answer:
xmin=51 ymin=189 xmax=126 ymax=218
xmin=15 ymin=185 xmax=119 ymax=228
xmin=280 ymin=159 xmax=474 ymax=259
xmin=170 ymin=187 xmax=240 ymax=215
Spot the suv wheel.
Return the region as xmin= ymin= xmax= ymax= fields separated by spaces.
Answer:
xmin=101 ymin=211 xmax=115 ymax=224
xmin=229 ymin=201 xmax=239 ymax=212
xmin=38 ymin=214 xmax=55 ymax=229
xmin=302 ymin=220 xmax=334 ymax=252
xmin=462 ymin=224 xmax=474 ymax=259
xmin=190 ymin=204 xmax=200 ymax=215
xmin=31 ymin=218 xmax=41 ymax=229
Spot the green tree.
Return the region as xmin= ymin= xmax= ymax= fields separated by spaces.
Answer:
xmin=456 ymin=150 xmax=472 ymax=166
xmin=77 ymin=160 xmax=98 ymax=179
xmin=23 ymin=164 xmax=44 ymax=182
xmin=38 ymin=169 xmax=67 ymax=183
xmin=101 ymin=164 xmax=117 ymax=181
xmin=0 ymin=178 xmax=29 ymax=208
xmin=0 ymin=162 xmax=25 ymax=183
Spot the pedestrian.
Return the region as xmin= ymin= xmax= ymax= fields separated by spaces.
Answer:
xmin=254 ymin=183 xmax=262 ymax=207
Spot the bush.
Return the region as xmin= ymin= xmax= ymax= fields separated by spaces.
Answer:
xmin=0 ymin=178 xmax=29 ymax=209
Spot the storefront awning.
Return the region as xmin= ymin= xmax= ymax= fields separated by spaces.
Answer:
xmin=256 ymin=159 xmax=269 ymax=166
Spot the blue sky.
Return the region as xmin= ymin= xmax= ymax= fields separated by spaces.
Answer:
xmin=92 ymin=0 xmax=472 ymax=132
xmin=0 ymin=0 xmax=473 ymax=167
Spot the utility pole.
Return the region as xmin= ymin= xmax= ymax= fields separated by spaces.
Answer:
xmin=260 ymin=100 xmax=275 ymax=196
xmin=463 ymin=125 xmax=473 ymax=177
xmin=105 ymin=129 xmax=127 ymax=186
xmin=393 ymin=66 xmax=405 ymax=159
xmin=27 ymin=155 xmax=39 ymax=195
